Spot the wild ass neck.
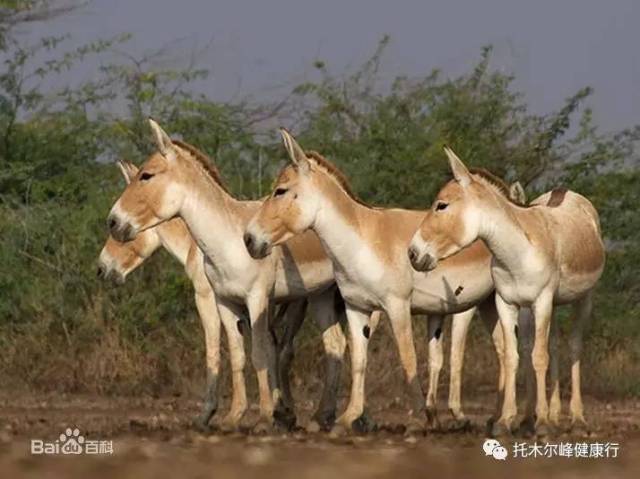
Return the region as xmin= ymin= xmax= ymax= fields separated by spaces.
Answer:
xmin=177 ymin=167 xmax=256 ymax=271
xmin=477 ymin=191 xmax=536 ymax=274
xmin=156 ymin=220 xmax=193 ymax=267
xmin=311 ymin=177 xmax=380 ymax=274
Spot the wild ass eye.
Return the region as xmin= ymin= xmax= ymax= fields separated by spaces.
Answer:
xmin=274 ymin=187 xmax=288 ymax=197
xmin=140 ymin=172 xmax=154 ymax=182
xmin=435 ymin=201 xmax=449 ymax=211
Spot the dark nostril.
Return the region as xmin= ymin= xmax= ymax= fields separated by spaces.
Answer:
xmin=97 ymin=265 xmax=105 ymax=278
xmin=108 ymin=217 xmax=117 ymax=230
xmin=243 ymin=232 xmax=254 ymax=250
xmin=408 ymin=247 xmax=417 ymax=263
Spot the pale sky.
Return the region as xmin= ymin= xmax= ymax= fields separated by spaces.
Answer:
xmin=20 ymin=0 xmax=640 ymax=132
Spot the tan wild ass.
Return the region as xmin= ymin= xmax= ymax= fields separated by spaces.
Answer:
xmin=244 ymin=130 xmax=528 ymax=434
xmin=106 ymin=120 xmax=353 ymax=432
xmin=99 ymin=160 xmax=311 ymax=430
xmin=409 ymin=147 xmax=605 ymax=435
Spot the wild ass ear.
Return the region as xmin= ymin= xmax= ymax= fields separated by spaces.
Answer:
xmin=117 ymin=159 xmax=139 ymax=184
xmin=509 ymin=181 xmax=527 ymax=204
xmin=148 ymin=118 xmax=175 ymax=159
xmin=443 ymin=146 xmax=471 ymax=187
xmin=280 ymin=128 xmax=310 ymax=174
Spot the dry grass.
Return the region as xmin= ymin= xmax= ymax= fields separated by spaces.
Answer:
xmin=1 ymin=309 xmax=638 ymax=406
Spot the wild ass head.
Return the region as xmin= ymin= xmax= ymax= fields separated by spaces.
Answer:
xmin=98 ymin=160 xmax=163 ymax=283
xmin=408 ymin=147 xmax=524 ymax=271
xmin=244 ymin=129 xmax=350 ymax=258
xmin=107 ymin=119 xmax=228 ymax=241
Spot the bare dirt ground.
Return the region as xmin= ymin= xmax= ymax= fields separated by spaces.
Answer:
xmin=0 ymin=391 xmax=638 ymax=479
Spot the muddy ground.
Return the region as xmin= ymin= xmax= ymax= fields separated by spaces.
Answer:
xmin=0 ymin=391 xmax=638 ymax=478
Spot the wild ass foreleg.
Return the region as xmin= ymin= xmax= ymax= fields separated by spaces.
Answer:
xmin=425 ymin=314 xmax=445 ymax=430
xmin=247 ymin=293 xmax=280 ymax=434
xmin=518 ymin=307 xmax=537 ymax=436
xmin=493 ymin=294 xmax=520 ymax=436
xmin=532 ymin=292 xmax=554 ymax=436
xmin=569 ymin=292 xmax=592 ymax=432
xmin=216 ymin=297 xmax=248 ymax=432
xmin=307 ymin=290 xmax=347 ymax=432
xmin=447 ymin=308 xmax=476 ymax=430
xmin=332 ymin=305 xmax=372 ymax=435
xmin=192 ymin=287 xmax=221 ymax=431
xmin=274 ymin=300 xmax=307 ymax=430
xmin=387 ymin=300 xmax=426 ymax=435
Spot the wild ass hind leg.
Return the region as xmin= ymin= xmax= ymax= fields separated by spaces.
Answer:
xmin=332 ymin=305 xmax=373 ymax=436
xmin=247 ymin=292 xmax=280 ymax=434
xmin=447 ymin=308 xmax=475 ymax=431
xmin=425 ymin=314 xmax=445 ymax=431
xmin=306 ymin=289 xmax=347 ymax=433
xmin=548 ymin=312 xmax=562 ymax=428
xmin=569 ymin=292 xmax=592 ymax=434
xmin=478 ymin=297 xmax=505 ymax=433
xmin=274 ymin=300 xmax=307 ymax=431
xmin=532 ymin=292 xmax=554 ymax=437
xmin=493 ymin=294 xmax=520 ymax=436
xmin=192 ymin=287 xmax=221 ymax=432
xmin=216 ymin=297 xmax=248 ymax=432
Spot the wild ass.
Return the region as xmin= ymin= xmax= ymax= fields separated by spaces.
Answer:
xmin=409 ymin=147 xmax=605 ymax=435
xmin=243 ymin=130 xmax=526 ymax=434
xmin=99 ymin=160 xmax=315 ymax=430
xmin=106 ymin=120 xmax=353 ymax=432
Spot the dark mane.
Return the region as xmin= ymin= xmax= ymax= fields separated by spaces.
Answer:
xmin=469 ymin=167 xmax=511 ymax=197
xmin=305 ymin=151 xmax=373 ymax=208
xmin=171 ymin=139 xmax=231 ymax=195
xmin=463 ymin=167 xmax=528 ymax=206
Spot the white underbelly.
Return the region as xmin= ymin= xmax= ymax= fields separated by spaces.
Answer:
xmin=410 ymin=266 xmax=493 ymax=314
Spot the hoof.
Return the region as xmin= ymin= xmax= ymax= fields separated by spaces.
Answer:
xmin=192 ymin=417 xmax=213 ymax=434
xmin=193 ymin=405 xmax=216 ymax=433
xmin=518 ymin=415 xmax=536 ymax=438
xmin=491 ymin=420 xmax=513 ymax=438
xmin=329 ymin=413 xmax=376 ymax=437
xmin=252 ymin=418 xmax=276 ymax=435
xmin=310 ymin=411 xmax=336 ymax=432
xmin=446 ymin=417 xmax=471 ymax=432
xmin=306 ymin=420 xmax=322 ymax=434
xmin=485 ymin=416 xmax=496 ymax=436
xmin=426 ymin=407 xmax=441 ymax=432
xmin=404 ymin=416 xmax=426 ymax=436
xmin=352 ymin=412 xmax=377 ymax=434
xmin=329 ymin=422 xmax=349 ymax=438
xmin=569 ymin=419 xmax=590 ymax=437
xmin=534 ymin=421 xmax=554 ymax=438
xmin=219 ymin=415 xmax=242 ymax=434
xmin=273 ymin=405 xmax=297 ymax=431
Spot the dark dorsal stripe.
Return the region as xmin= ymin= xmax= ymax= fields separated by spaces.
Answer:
xmin=547 ymin=187 xmax=568 ymax=207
